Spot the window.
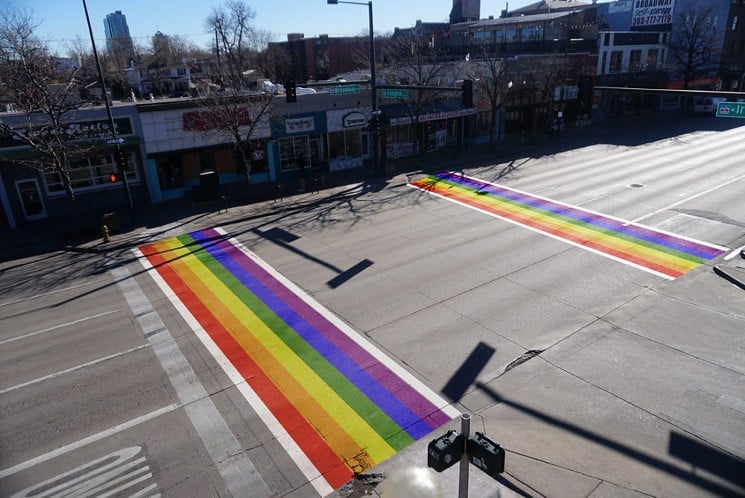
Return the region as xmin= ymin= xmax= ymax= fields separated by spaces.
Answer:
xmin=647 ymin=49 xmax=659 ymax=69
xmin=601 ymin=51 xmax=608 ymax=74
xmin=199 ymin=150 xmax=214 ymax=171
xmin=733 ymin=15 xmax=739 ymax=31
xmin=155 ymin=155 xmax=183 ymax=189
xmin=609 ymin=51 xmax=623 ymax=73
xmin=278 ymin=136 xmax=310 ymax=171
xmin=629 ymin=50 xmax=642 ymax=71
xmin=44 ymin=151 xmax=137 ymax=194
xmin=328 ymin=130 xmax=362 ymax=161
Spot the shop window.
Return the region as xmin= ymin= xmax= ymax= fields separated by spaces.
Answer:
xmin=328 ymin=129 xmax=362 ymax=161
xmin=156 ymin=155 xmax=184 ymax=189
xmin=279 ymin=136 xmax=310 ymax=171
xmin=199 ymin=150 xmax=215 ymax=171
xmin=44 ymin=151 xmax=138 ymax=195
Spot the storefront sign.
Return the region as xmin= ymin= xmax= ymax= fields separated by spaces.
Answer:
xmin=285 ymin=116 xmax=315 ymax=134
xmin=343 ymin=112 xmax=367 ymax=128
xmin=631 ymin=0 xmax=674 ymax=29
xmin=4 ymin=117 xmax=133 ymax=146
xmin=389 ymin=108 xmax=476 ymax=126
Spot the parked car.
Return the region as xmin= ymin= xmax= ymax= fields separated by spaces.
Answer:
xmin=693 ymin=97 xmax=725 ymax=115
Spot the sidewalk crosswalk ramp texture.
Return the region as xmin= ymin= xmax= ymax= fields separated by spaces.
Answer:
xmin=136 ymin=228 xmax=459 ymax=495
xmin=409 ymin=172 xmax=727 ymax=279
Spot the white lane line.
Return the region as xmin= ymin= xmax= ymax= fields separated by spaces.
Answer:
xmin=629 ymin=172 xmax=745 ymax=224
xmin=0 ymin=404 xmax=178 ymax=479
xmin=724 ymin=246 xmax=745 ymax=261
xmin=112 ymin=263 xmax=272 ymax=498
xmin=0 ymin=344 xmax=149 ymax=395
xmin=0 ymin=310 xmax=121 ymax=346
xmin=0 ymin=282 xmax=94 ymax=308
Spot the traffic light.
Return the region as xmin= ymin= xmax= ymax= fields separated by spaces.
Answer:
xmin=462 ymin=79 xmax=474 ymax=107
xmin=286 ymin=80 xmax=297 ymax=103
xmin=427 ymin=430 xmax=464 ymax=472
xmin=467 ymin=432 xmax=505 ymax=479
xmin=116 ymin=149 xmax=128 ymax=170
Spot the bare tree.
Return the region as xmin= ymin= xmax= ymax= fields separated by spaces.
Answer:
xmin=466 ymin=47 xmax=511 ymax=151
xmin=0 ymin=5 xmax=89 ymax=214
xmin=206 ymin=0 xmax=257 ymax=90
xmin=199 ymin=1 xmax=277 ymax=182
xmin=381 ymin=31 xmax=450 ymax=157
xmin=671 ymin=5 xmax=720 ymax=89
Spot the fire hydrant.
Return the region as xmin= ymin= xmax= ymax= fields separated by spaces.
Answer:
xmin=102 ymin=224 xmax=110 ymax=243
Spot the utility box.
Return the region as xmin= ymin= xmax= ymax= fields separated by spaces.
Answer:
xmin=199 ymin=171 xmax=219 ymax=200
xmin=427 ymin=430 xmax=463 ymax=472
xmin=467 ymin=432 xmax=505 ymax=479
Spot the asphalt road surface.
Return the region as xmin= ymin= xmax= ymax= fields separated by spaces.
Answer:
xmin=2 ymin=119 xmax=744 ymax=497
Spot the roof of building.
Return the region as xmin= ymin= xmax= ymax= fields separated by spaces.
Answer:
xmin=450 ymin=10 xmax=578 ymax=30
xmin=508 ymin=0 xmax=592 ymax=15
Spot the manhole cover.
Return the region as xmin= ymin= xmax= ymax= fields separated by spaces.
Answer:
xmin=628 ymin=183 xmax=646 ymax=188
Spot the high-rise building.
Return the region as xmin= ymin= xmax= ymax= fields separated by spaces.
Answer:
xmin=104 ymin=10 xmax=134 ymax=56
xmin=450 ymin=0 xmax=480 ymax=24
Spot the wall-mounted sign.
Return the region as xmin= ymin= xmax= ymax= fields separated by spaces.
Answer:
xmin=1 ymin=117 xmax=133 ymax=148
xmin=343 ymin=112 xmax=367 ymax=128
xmin=285 ymin=116 xmax=315 ymax=134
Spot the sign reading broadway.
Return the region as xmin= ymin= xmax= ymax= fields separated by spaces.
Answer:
xmin=631 ymin=0 xmax=675 ymax=29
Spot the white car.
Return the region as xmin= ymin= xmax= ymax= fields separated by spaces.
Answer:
xmin=693 ymin=97 xmax=725 ymax=115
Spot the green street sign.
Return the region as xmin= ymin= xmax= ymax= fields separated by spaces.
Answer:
xmin=331 ymin=85 xmax=360 ymax=95
xmin=716 ymin=101 xmax=745 ymax=118
xmin=382 ymin=88 xmax=410 ymax=99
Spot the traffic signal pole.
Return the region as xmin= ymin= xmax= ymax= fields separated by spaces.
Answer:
xmin=82 ymin=0 xmax=135 ymax=224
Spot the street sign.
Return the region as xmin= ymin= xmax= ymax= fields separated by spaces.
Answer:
xmin=716 ymin=101 xmax=745 ymax=118
xmin=331 ymin=85 xmax=360 ymax=95
xmin=105 ymin=137 xmax=125 ymax=145
xmin=382 ymin=88 xmax=410 ymax=99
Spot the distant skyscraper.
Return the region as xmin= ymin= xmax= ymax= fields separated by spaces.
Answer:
xmin=450 ymin=0 xmax=481 ymax=23
xmin=104 ymin=10 xmax=134 ymax=55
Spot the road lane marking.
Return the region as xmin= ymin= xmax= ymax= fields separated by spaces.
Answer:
xmin=724 ymin=246 xmax=745 ymax=261
xmin=0 ymin=406 xmax=178 ymax=479
xmin=111 ymin=264 xmax=271 ymax=498
xmin=9 ymin=447 xmax=159 ymax=498
xmin=0 ymin=310 xmax=121 ymax=346
xmin=136 ymin=229 xmax=459 ymax=493
xmin=410 ymin=172 xmax=728 ymax=279
xmin=629 ymin=172 xmax=745 ymax=224
xmin=0 ymin=282 xmax=94 ymax=308
xmin=0 ymin=344 xmax=150 ymax=395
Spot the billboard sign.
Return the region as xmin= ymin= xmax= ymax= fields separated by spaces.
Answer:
xmin=631 ymin=0 xmax=675 ymax=29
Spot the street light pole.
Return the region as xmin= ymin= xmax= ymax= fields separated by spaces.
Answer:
xmin=327 ymin=0 xmax=381 ymax=176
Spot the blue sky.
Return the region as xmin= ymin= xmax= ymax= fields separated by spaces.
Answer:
xmin=8 ymin=0 xmax=610 ymax=52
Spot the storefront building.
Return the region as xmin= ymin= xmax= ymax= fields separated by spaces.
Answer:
xmin=137 ymin=99 xmax=272 ymax=203
xmin=0 ymin=105 xmax=147 ymax=229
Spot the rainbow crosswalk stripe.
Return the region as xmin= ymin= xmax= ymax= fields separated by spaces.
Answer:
xmin=410 ymin=172 xmax=728 ymax=279
xmin=137 ymin=228 xmax=458 ymax=493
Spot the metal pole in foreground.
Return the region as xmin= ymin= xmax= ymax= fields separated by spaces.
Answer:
xmin=459 ymin=412 xmax=471 ymax=498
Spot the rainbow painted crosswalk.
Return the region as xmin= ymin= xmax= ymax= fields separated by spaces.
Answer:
xmin=136 ymin=229 xmax=458 ymax=494
xmin=410 ymin=172 xmax=728 ymax=279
